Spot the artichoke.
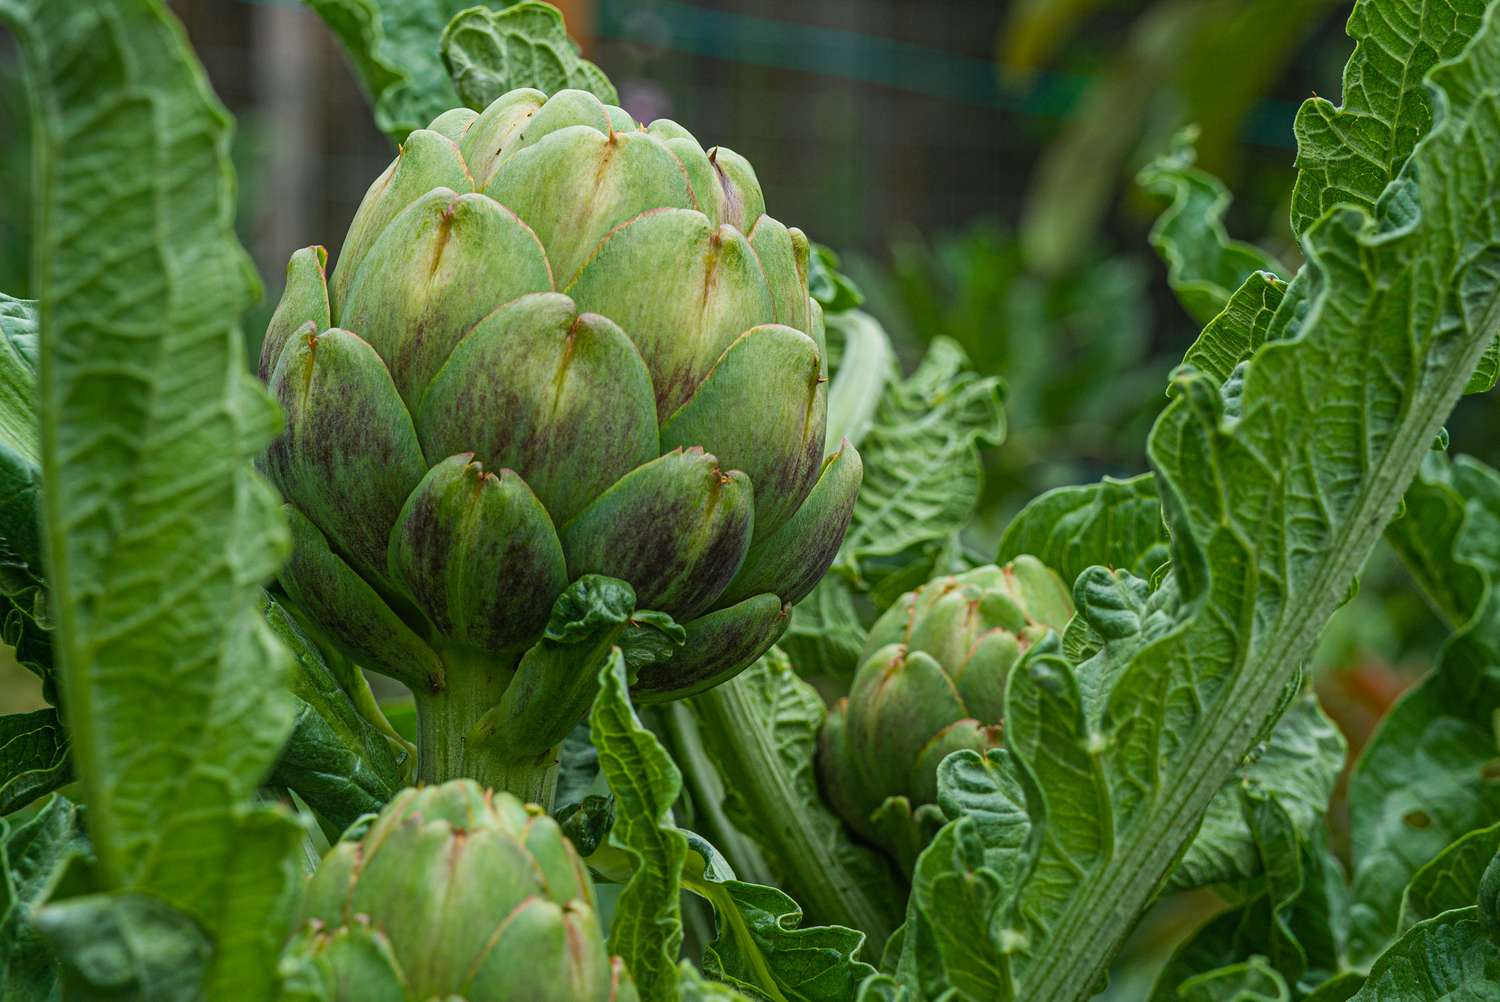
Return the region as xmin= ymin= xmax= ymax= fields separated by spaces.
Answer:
xmin=817 ymin=557 xmax=1073 ymax=868
xmin=282 ymin=780 xmax=636 ymax=1002
xmin=258 ymin=88 xmax=860 ymax=800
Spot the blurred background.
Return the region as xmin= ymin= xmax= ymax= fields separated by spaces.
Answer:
xmin=0 ymin=1 xmax=1492 ymax=991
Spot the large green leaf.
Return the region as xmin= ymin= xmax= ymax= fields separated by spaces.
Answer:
xmin=0 ymin=1 xmax=305 ymax=998
xmin=997 ymin=473 xmax=1168 ymax=588
xmin=590 ymin=652 xmax=883 ymax=1001
xmin=1344 ymin=456 xmax=1500 ymax=961
xmin=899 ymin=8 xmax=1500 ymax=997
xmin=1151 ymin=792 xmax=1349 ymax=998
xmin=1399 ymin=822 xmax=1500 ymax=933
xmin=1290 ymin=0 xmax=1488 ymax=237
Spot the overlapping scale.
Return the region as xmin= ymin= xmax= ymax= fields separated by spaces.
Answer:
xmin=338 ymin=188 xmax=554 ymax=409
xmin=416 ymin=293 xmax=658 ymax=527
xmin=565 ymin=208 xmax=776 ymax=418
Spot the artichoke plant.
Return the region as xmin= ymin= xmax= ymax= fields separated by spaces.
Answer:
xmin=282 ymin=780 xmax=635 ymax=1002
xmin=258 ymin=87 xmax=860 ymax=802
xmin=817 ymin=557 xmax=1073 ymax=868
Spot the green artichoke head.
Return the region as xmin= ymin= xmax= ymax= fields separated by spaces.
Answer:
xmin=283 ymin=779 xmax=636 ymax=1002
xmin=817 ymin=556 xmax=1073 ymax=865
xmin=259 ymin=88 xmax=860 ymax=709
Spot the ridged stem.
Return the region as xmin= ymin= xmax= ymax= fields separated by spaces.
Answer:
xmin=413 ymin=646 xmax=559 ymax=808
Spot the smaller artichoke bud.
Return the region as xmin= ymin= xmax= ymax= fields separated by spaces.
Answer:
xmin=817 ymin=556 xmax=1072 ymax=869
xmin=282 ymin=779 xmax=637 ymax=1002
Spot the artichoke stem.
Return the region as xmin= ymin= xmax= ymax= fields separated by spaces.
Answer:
xmin=413 ymin=646 xmax=559 ymax=808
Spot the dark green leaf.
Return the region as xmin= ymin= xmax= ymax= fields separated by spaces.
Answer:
xmin=0 ymin=709 xmax=70 ymax=816
xmin=1400 ymin=823 xmax=1500 ymax=933
xmin=0 ymin=795 xmax=86 ymax=999
xmin=442 ymin=2 xmax=616 ymax=112
xmin=1346 ymin=457 xmax=1500 ymax=960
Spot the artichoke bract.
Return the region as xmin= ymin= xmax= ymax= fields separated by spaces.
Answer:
xmin=282 ymin=780 xmax=636 ymax=1002
xmin=817 ymin=557 xmax=1072 ymax=869
xmin=259 ymin=88 xmax=860 ymax=801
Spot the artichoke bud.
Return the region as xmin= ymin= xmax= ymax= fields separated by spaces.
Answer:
xmin=291 ymin=780 xmax=634 ymax=1002
xmin=263 ymin=87 xmax=862 ymax=767
xmin=817 ymin=556 xmax=1073 ymax=859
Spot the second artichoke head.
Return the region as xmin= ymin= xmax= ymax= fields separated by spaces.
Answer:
xmin=817 ymin=557 xmax=1073 ymax=868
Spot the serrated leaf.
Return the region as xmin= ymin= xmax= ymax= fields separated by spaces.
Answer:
xmin=442 ymin=2 xmax=616 ymax=111
xmin=836 ymin=338 xmax=1003 ymax=598
xmin=688 ymin=650 xmax=904 ymax=950
xmin=1171 ymin=695 xmax=1347 ymax=894
xmin=688 ymin=862 xmax=878 ymax=1002
xmin=0 ymin=1 xmax=306 ymax=997
xmin=910 ymin=10 xmax=1500 ymax=996
xmin=997 ymin=473 xmax=1168 ymax=588
xmin=1152 ymin=792 xmax=1348 ymax=999
xmin=1290 ymin=0 xmax=1488 ymax=237
xmin=1138 ymin=129 xmax=1284 ymax=326
xmin=592 ymin=648 xmax=687 ymax=999
xmin=1175 ymin=272 xmax=1287 ymax=391
xmin=592 ymin=650 xmax=881 ymax=1001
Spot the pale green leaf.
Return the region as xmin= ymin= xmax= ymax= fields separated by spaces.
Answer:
xmin=0 ymin=1 xmax=306 ymax=997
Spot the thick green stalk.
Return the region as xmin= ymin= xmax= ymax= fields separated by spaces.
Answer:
xmin=413 ymin=646 xmax=559 ymax=808
xmin=690 ymin=667 xmax=905 ymax=950
xmin=658 ymin=702 xmax=777 ymax=887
